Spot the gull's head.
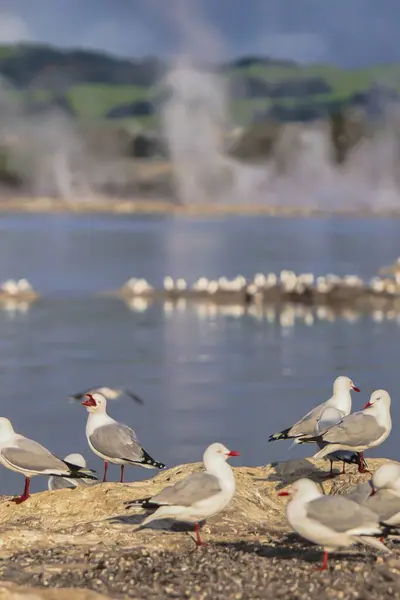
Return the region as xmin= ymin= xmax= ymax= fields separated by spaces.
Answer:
xmin=363 ymin=389 xmax=391 ymax=411
xmin=64 ymin=453 xmax=87 ymax=469
xmin=81 ymin=392 xmax=107 ymax=413
xmin=333 ymin=376 xmax=360 ymax=393
xmin=278 ymin=478 xmax=321 ymax=500
xmin=203 ymin=442 xmax=240 ymax=465
xmin=0 ymin=417 xmax=14 ymax=438
xmin=372 ymin=462 xmax=400 ymax=492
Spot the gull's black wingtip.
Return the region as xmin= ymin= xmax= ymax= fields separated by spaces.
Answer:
xmin=268 ymin=427 xmax=292 ymax=442
xmin=124 ymin=390 xmax=145 ymax=405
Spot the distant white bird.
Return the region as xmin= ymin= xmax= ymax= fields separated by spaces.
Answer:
xmin=175 ymin=278 xmax=187 ymax=291
xmin=0 ymin=418 xmax=97 ymax=503
xmin=81 ymin=392 xmax=165 ymax=483
xmin=126 ymin=442 xmax=240 ymax=546
xmin=207 ymin=281 xmax=219 ymax=294
xmin=1 ymin=280 xmax=19 ymax=295
xmin=163 ymin=276 xmax=175 ymax=291
xmin=279 ymin=478 xmax=390 ymax=570
xmin=17 ymin=279 xmax=32 ymax=292
xmin=48 ymin=453 xmax=98 ymax=491
xmin=69 ymin=386 xmax=144 ymax=405
xmin=193 ymin=277 xmax=209 ymax=292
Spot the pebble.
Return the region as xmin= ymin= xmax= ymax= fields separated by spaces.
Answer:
xmin=1 ymin=540 xmax=399 ymax=600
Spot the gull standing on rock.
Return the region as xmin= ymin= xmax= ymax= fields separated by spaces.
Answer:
xmin=278 ymin=478 xmax=390 ymax=570
xmin=0 ymin=418 xmax=97 ymax=503
xmin=314 ymin=407 xmax=367 ymax=477
xmin=268 ymin=376 xmax=363 ymax=473
xmin=81 ymin=392 xmax=165 ymax=483
xmin=48 ymin=453 xmax=99 ymax=491
xmin=268 ymin=376 xmax=360 ymax=444
xmin=301 ymin=390 xmax=392 ymax=469
xmin=351 ymin=463 xmax=400 ymax=528
xmin=126 ymin=442 xmax=240 ymax=546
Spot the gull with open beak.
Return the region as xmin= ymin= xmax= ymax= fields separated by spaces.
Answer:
xmin=81 ymin=392 xmax=165 ymax=483
xmin=126 ymin=442 xmax=240 ymax=546
xmin=278 ymin=478 xmax=390 ymax=570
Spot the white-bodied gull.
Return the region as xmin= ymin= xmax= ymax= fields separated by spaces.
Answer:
xmin=0 ymin=418 xmax=97 ymax=503
xmin=268 ymin=376 xmax=362 ymax=473
xmin=315 ymin=407 xmax=367 ymax=477
xmin=355 ymin=462 xmax=400 ymax=528
xmin=302 ymin=390 xmax=392 ymax=467
xmin=81 ymin=392 xmax=165 ymax=483
xmin=278 ymin=478 xmax=390 ymax=570
xmin=268 ymin=376 xmax=360 ymax=443
xmin=48 ymin=453 xmax=99 ymax=491
xmin=126 ymin=442 xmax=240 ymax=546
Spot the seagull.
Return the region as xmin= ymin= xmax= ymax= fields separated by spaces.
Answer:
xmin=315 ymin=407 xmax=367 ymax=477
xmin=268 ymin=376 xmax=362 ymax=473
xmin=48 ymin=453 xmax=99 ymax=491
xmin=69 ymin=386 xmax=144 ymax=405
xmin=81 ymin=392 xmax=165 ymax=483
xmin=278 ymin=478 xmax=390 ymax=570
xmin=268 ymin=376 xmax=360 ymax=444
xmin=353 ymin=463 xmax=400 ymax=529
xmin=0 ymin=418 xmax=97 ymax=503
xmin=301 ymin=390 xmax=392 ymax=469
xmin=125 ymin=442 xmax=240 ymax=546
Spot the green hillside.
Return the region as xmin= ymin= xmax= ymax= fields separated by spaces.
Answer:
xmin=0 ymin=43 xmax=399 ymax=127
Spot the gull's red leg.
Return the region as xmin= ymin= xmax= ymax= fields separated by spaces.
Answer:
xmin=103 ymin=461 xmax=109 ymax=482
xmin=12 ymin=477 xmax=30 ymax=504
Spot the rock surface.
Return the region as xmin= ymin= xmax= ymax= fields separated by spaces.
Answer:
xmin=0 ymin=457 xmax=398 ymax=599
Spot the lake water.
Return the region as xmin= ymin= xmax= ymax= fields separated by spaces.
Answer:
xmin=0 ymin=213 xmax=400 ymax=494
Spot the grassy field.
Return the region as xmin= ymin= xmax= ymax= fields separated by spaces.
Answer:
xmin=63 ymin=63 xmax=400 ymax=127
xmin=2 ymin=46 xmax=400 ymax=129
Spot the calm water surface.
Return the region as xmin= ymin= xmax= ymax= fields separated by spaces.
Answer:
xmin=0 ymin=213 xmax=399 ymax=493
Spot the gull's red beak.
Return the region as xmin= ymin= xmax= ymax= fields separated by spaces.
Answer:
xmin=278 ymin=491 xmax=290 ymax=497
xmin=352 ymin=385 xmax=360 ymax=392
xmin=81 ymin=394 xmax=96 ymax=407
xmin=363 ymin=401 xmax=373 ymax=409
xmin=227 ymin=450 xmax=240 ymax=457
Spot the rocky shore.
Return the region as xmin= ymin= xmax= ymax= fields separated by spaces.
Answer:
xmin=4 ymin=196 xmax=400 ymax=218
xmin=0 ymin=458 xmax=398 ymax=599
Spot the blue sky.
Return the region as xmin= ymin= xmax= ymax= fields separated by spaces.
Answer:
xmin=0 ymin=0 xmax=399 ymax=67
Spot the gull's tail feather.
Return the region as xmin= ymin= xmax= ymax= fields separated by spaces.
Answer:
xmin=125 ymin=497 xmax=160 ymax=510
xmin=62 ymin=460 xmax=98 ymax=481
xmin=353 ymin=535 xmax=391 ymax=553
xmin=312 ymin=445 xmax=332 ymax=460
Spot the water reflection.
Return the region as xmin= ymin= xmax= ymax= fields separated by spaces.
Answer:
xmin=124 ymin=297 xmax=400 ymax=328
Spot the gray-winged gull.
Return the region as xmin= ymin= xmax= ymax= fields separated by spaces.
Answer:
xmin=279 ymin=478 xmax=390 ymax=570
xmin=125 ymin=442 xmax=240 ymax=546
xmin=48 ymin=453 xmax=99 ymax=491
xmin=0 ymin=418 xmax=97 ymax=503
xmin=81 ymin=392 xmax=165 ymax=483
xmin=302 ymin=390 xmax=392 ymax=468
